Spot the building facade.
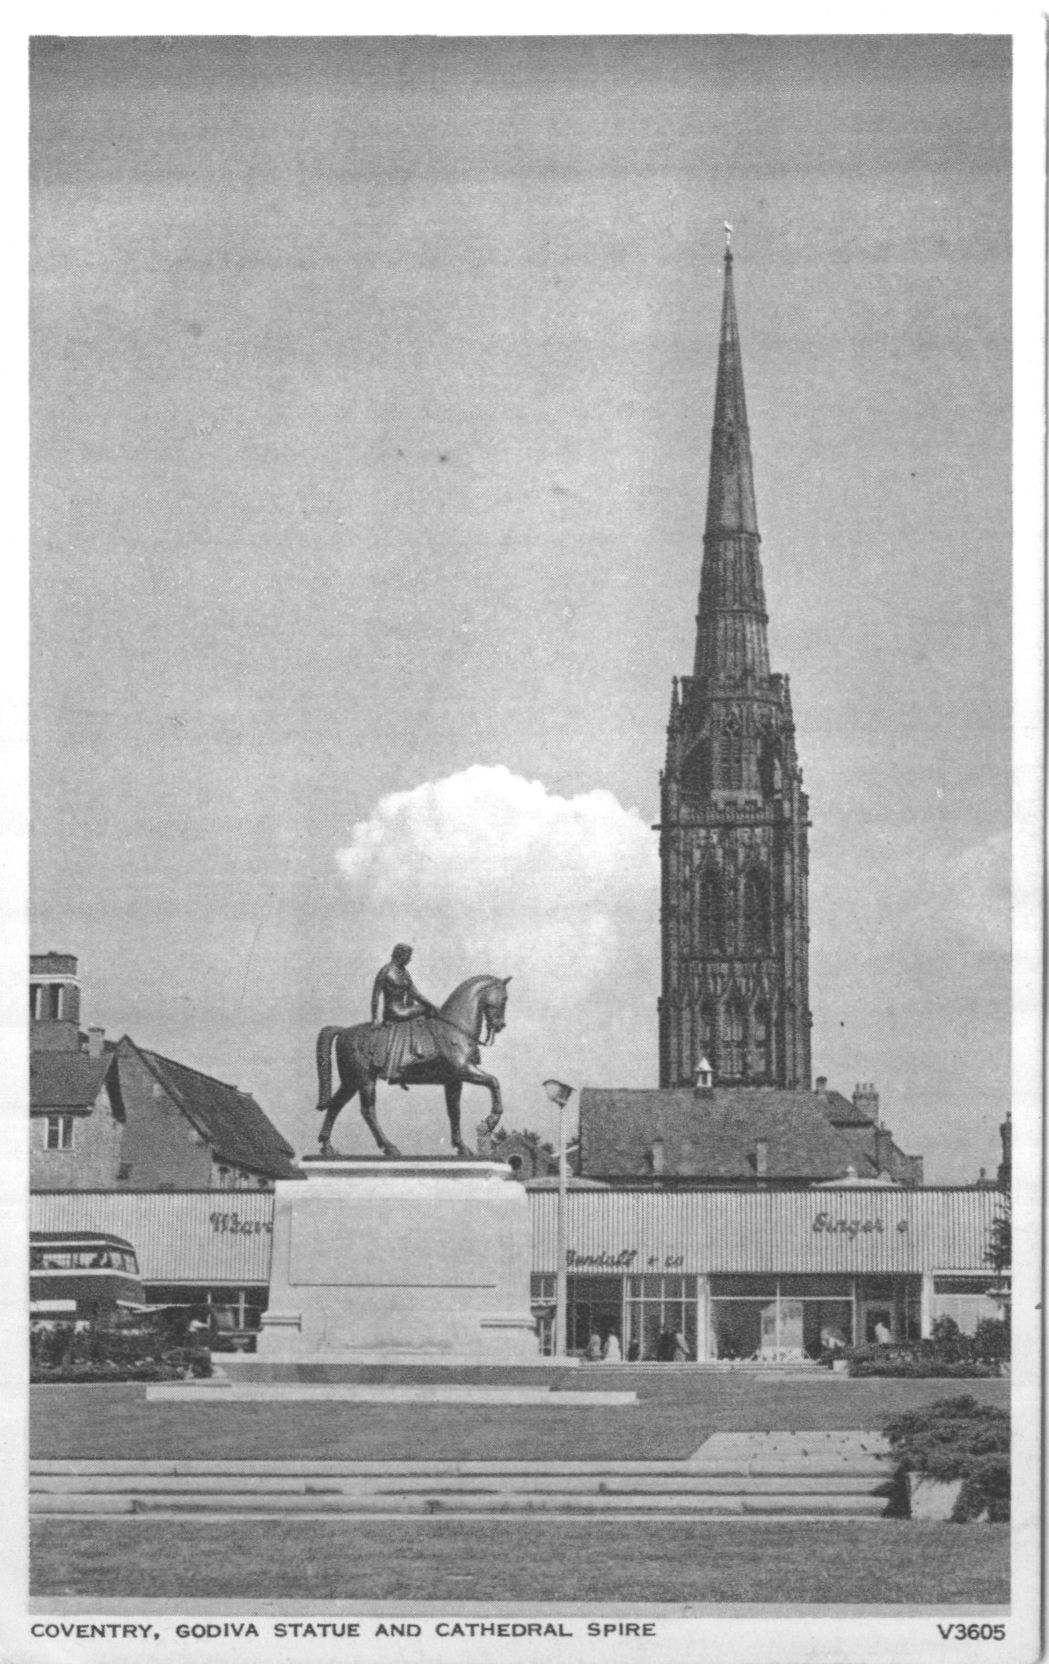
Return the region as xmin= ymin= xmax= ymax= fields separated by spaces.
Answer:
xmin=30 ymin=1182 xmax=1005 ymax=1360
xmin=659 ymin=248 xmax=811 ymax=1090
xmin=30 ymin=954 xmax=298 ymax=1192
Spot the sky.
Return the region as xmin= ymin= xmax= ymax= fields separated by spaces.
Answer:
xmin=28 ymin=35 xmax=1014 ymax=1180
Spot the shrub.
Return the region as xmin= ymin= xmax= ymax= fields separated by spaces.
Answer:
xmin=883 ymin=1394 xmax=1010 ymax=1522
xmin=30 ymin=1322 xmax=211 ymax=1383
xmin=838 ymin=1321 xmax=1009 ymax=1377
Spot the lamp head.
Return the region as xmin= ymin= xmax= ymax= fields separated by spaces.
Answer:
xmin=543 ymin=1078 xmax=574 ymax=1108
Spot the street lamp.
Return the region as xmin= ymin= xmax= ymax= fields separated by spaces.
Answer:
xmin=543 ymin=1079 xmax=574 ymax=1358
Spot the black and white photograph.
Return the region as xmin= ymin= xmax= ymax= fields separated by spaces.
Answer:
xmin=8 ymin=23 xmax=1043 ymax=1664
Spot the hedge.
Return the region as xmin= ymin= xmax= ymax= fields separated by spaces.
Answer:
xmin=883 ymin=1394 xmax=1010 ymax=1522
xmin=30 ymin=1323 xmax=212 ymax=1383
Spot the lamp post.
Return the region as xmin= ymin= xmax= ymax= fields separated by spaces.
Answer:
xmin=543 ymin=1079 xmax=574 ymax=1358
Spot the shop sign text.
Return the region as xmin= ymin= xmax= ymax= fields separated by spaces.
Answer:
xmin=209 ymin=1212 xmax=272 ymax=1236
xmin=565 ymin=1249 xmax=685 ymax=1270
xmin=812 ymin=1211 xmax=908 ymax=1238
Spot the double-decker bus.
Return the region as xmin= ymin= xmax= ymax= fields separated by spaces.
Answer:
xmin=30 ymin=1231 xmax=146 ymax=1324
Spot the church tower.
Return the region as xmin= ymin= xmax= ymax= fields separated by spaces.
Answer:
xmin=658 ymin=242 xmax=812 ymax=1090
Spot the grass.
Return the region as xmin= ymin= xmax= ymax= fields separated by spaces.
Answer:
xmin=29 ymin=1379 xmax=1011 ymax=1606
xmin=31 ymin=1377 xmax=1010 ymax=1464
xmin=31 ymin=1518 xmax=1010 ymax=1605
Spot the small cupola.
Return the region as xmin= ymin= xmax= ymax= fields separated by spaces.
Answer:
xmin=694 ymin=1056 xmax=714 ymax=1096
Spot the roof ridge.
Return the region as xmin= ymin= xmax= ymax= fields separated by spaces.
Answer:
xmin=140 ymin=1046 xmax=243 ymax=1094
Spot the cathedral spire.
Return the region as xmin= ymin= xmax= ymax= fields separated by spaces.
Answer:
xmin=705 ymin=243 xmax=758 ymax=538
xmin=660 ymin=238 xmax=812 ymax=1093
xmin=693 ymin=243 xmax=769 ymax=685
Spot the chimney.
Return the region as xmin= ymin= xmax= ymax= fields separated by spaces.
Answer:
xmin=873 ymin=1126 xmax=895 ymax=1175
xmin=87 ymin=1026 xmax=105 ymax=1059
xmin=754 ymin=1139 xmax=768 ymax=1177
xmin=814 ymin=1075 xmax=827 ymax=1093
xmin=852 ymin=1082 xmax=880 ymax=1125
xmin=998 ymin=1111 xmax=1011 ymax=1191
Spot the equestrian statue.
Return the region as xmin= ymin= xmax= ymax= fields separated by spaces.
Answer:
xmin=315 ymin=944 xmax=512 ymax=1159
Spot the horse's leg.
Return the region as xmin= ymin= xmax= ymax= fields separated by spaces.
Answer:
xmin=444 ymin=1079 xmax=473 ymax=1158
xmin=318 ymin=1084 xmax=354 ymax=1156
xmin=359 ymin=1075 xmax=402 ymax=1160
xmin=458 ymin=1063 xmax=503 ymax=1137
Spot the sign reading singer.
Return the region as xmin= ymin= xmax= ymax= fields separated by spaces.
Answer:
xmin=812 ymin=1211 xmax=909 ymax=1237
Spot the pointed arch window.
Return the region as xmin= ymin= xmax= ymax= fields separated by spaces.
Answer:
xmin=723 ymin=999 xmax=745 ymax=1077
xmin=742 ymin=869 xmax=770 ymax=954
xmin=751 ymin=1001 xmax=770 ymax=1079
xmin=718 ymin=722 xmax=744 ymax=791
xmin=698 ymin=866 xmax=724 ymax=956
xmin=699 ymin=999 xmax=717 ymax=1076
xmin=684 ymin=739 xmax=712 ymax=799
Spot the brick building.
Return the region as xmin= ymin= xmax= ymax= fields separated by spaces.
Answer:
xmin=30 ymin=953 xmax=296 ymax=1192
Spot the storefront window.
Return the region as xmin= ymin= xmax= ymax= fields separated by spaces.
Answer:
xmin=707 ymin=1274 xmax=918 ymax=1359
xmin=932 ymin=1276 xmax=1003 ymax=1336
xmin=568 ymin=1275 xmax=624 ymax=1356
xmin=623 ymin=1274 xmax=698 ymax=1361
xmin=530 ymin=1274 xmax=556 ymax=1356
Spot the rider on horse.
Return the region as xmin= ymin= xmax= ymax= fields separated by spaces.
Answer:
xmin=370 ymin=944 xmax=438 ymax=1086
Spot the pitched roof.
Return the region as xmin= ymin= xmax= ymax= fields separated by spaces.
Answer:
xmin=30 ymin=1051 xmax=119 ymax=1112
xmin=579 ymin=1087 xmax=870 ymax=1182
xmin=127 ymin=1042 xmax=297 ymax=1180
xmin=816 ymin=1089 xmax=877 ymax=1127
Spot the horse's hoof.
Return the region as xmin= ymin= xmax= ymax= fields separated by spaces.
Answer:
xmin=383 ymin=1145 xmax=403 ymax=1160
xmin=455 ymin=1143 xmax=475 ymax=1159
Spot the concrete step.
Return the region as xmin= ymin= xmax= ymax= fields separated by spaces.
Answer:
xmin=28 ymin=1496 xmax=890 ymax=1521
xmin=30 ymin=1471 xmax=888 ymax=1496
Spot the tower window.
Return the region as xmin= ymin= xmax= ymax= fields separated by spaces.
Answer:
xmin=699 ymin=1000 xmax=717 ymax=1075
xmin=742 ymin=870 xmax=770 ymax=954
xmin=752 ymin=1002 xmax=769 ymax=1078
xmin=718 ymin=729 xmax=744 ymax=791
xmin=723 ymin=1001 xmax=745 ymax=1077
xmin=698 ymin=867 xmax=724 ymax=955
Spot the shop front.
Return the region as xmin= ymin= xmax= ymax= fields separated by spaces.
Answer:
xmin=31 ymin=1182 xmax=1003 ymax=1362
xmin=528 ymin=1186 xmax=1001 ymax=1360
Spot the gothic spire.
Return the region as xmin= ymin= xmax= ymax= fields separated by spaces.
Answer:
xmin=705 ymin=244 xmax=758 ymax=537
xmin=693 ymin=243 xmax=769 ymax=684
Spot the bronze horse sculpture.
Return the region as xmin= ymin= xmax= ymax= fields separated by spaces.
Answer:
xmin=315 ymin=974 xmax=512 ymax=1159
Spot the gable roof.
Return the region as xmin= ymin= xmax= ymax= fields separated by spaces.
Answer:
xmin=579 ymin=1087 xmax=875 ymax=1182
xmin=120 ymin=1039 xmax=297 ymax=1180
xmin=815 ymin=1089 xmax=877 ymax=1127
xmin=30 ymin=1051 xmax=121 ymax=1114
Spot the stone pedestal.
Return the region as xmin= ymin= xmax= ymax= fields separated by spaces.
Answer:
xmin=256 ymin=1158 xmax=539 ymax=1363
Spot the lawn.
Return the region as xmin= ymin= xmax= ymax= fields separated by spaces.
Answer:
xmin=30 ymin=1377 xmax=1010 ymax=1464
xmin=31 ymin=1517 xmax=1010 ymax=1605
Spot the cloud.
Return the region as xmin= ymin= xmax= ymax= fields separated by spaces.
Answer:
xmin=334 ymin=765 xmax=659 ymax=1146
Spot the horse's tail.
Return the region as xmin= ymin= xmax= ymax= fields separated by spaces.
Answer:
xmin=315 ymin=1026 xmax=341 ymax=1110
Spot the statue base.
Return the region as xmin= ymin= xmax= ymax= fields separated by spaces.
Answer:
xmin=256 ymin=1158 xmax=539 ymax=1363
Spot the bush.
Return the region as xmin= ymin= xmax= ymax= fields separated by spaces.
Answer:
xmin=883 ymin=1394 xmax=1010 ymax=1522
xmin=837 ymin=1321 xmax=1009 ymax=1377
xmin=30 ymin=1322 xmax=212 ymax=1383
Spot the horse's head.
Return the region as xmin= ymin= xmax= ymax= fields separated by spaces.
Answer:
xmin=480 ymin=976 xmax=511 ymax=1045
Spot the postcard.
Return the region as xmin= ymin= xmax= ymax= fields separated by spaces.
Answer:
xmin=6 ymin=23 xmax=1043 ymax=1664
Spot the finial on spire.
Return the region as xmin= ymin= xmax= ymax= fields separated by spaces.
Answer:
xmin=723 ymin=221 xmax=733 ymax=260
